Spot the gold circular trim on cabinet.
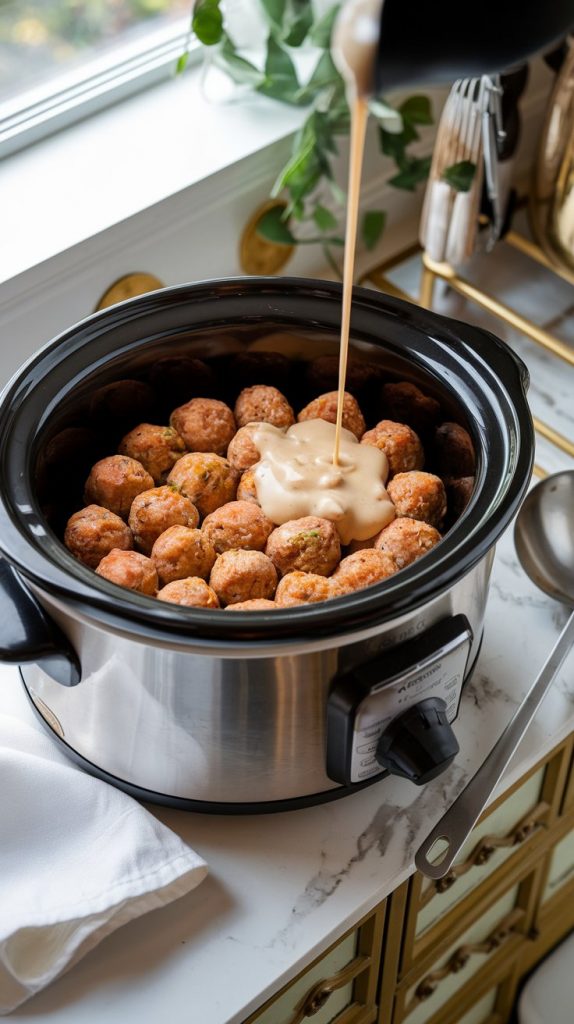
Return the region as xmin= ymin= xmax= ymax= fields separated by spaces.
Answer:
xmin=239 ymin=200 xmax=294 ymax=275
xmin=95 ymin=273 xmax=165 ymax=311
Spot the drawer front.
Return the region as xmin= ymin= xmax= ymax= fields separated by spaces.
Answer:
xmin=541 ymin=825 xmax=574 ymax=904
xmin=415 ymin=768 xmax=547 ymax=939
xmin=397 ymin=885 xmax=524 ymax=1024
xmin=248 ymin=907 xmax=384 ymax=1024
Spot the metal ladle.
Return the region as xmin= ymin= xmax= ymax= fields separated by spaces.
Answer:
xmin=416 ymin=470 xmax=574 ymax=880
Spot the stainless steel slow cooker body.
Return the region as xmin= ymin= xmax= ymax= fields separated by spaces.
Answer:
xmin=0 ymin=278 xmax=534 ymax=810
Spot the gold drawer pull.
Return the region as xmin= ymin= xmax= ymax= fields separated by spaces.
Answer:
xmin=420 ymin=802 xmax=549 ymax=905
xmin=290 ymin=954 xmax=371 ymax=1023
xmin=410 ymin=908 xmax=524 ymax=1007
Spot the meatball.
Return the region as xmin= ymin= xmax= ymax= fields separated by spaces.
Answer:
xmin=150 ymin=356 xmax=216 ymax=407
xmin=305 ymin=355 xmax=383 ymax=399
xmin=64 ymin=505 xmax=133 ymax=568
xmin=445 ymin=476 xmax=475 ymax=520
xmin=332 ymin=549 xmax=398 ymax=593
xmin=128 ymin=486 xmax=199 ymax=554
xmin=265 ymin=516 xmax=341 ymax=577
xmin=275 ymin=572 xmax=344 ymax=607
xmin=374 ymin=517 xmax=441 ymax=569
xmin=157 ymin=577 xmax=220 ymax=608
xmin=84 ymin=455 xmax=154 ymax=519
xmin=381 ymin=381 xmax=441 ymax=436
xmin=170 ymin=398 xmax=236 ymax=455
xmin=434 ymin=422 xmax=476 ymax=478
xmin=226 ymin=599 xmax=277 ymax=611
xmin=231 ymin=350 xmax=291 ymax=390
xmin=151 ymin=525 xmax=216 ymax=585
xmin=118 ymin=424 xmax=186 ymax=484
xmin=387 ymin=471 xmax=447 ymax=529
xmin=210 ymin=550 xmax=278 ymax=606
xmin=202 ymin=501 xmax=274 ymax=554
xmin=297 ymin=391 xmax=366 ymax=440
xmin=237 ymin=468 xmax=259 ymax=504
xmin=167 ymin=453 xmax=238 ymax=518
xmin=361 ymin=420 xmax=424 ymax=477
xmin=234 ymin=385 xmax=295 ymax=430
xmin=90 ymin=379 xmax=156 ymax=428
xmin=227 ymin=426 xmax=261 ymax=472
xmin=96 ymin=549 xmax=158 ymax=595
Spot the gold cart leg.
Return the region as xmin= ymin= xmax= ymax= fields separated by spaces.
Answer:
xmin=419 ymin=263 xmax=436 ymax=308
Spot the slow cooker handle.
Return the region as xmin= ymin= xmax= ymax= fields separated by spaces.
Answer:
xmin=0 ymin=559 xmax=81 ymax=686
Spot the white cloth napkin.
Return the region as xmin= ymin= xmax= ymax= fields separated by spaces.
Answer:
xmin=0 ymin=694 xmax=208 ymax=1015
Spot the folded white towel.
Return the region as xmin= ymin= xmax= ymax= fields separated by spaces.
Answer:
xmin=0 ymin=697 xmax=207 ymax=1015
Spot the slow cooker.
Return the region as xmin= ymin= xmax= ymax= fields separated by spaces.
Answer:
xmin=0 ymin=278 xmax=534 ymax=811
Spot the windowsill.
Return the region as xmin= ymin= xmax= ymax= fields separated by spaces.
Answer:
xmin=3 ymin=64 xmax=305 ymax=288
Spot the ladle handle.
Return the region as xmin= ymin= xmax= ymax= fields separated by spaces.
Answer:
xmin=415 ymin=610 xmax=574 ymax=880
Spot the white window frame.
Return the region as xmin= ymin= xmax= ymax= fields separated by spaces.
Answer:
xmin=0 ymin=16 xmax=197 ymax=159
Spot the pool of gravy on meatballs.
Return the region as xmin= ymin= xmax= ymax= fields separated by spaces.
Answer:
xmin=62 ymin=374 xmax=476 ymax=610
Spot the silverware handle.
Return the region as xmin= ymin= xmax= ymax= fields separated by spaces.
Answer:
xmin=415 ymin=610 xmax=574 ymax=880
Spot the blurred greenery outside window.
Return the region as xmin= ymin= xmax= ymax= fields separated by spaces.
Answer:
xmin=0 ymin=0 xmax=193 ymax=156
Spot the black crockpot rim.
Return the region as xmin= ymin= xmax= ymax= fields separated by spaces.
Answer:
xmin=0 ymin=276 xmax=534 ymax=647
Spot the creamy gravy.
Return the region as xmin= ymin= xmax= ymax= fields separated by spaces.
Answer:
xmin=251 ymin=420 xmax=394 ymax=545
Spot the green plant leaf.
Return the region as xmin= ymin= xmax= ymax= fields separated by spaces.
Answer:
xmin=389 ymin=156 xmax=432 ymax=191
xmin=257 ymin=35 xmax=302 ymax=104
xmin=369 ymin=98 xmax=402 ymax=131
xmin=192 ymin=0 xmax=223 ymax=46
xmin=309 ymin=4 xmax=340 ymax=48
xmin=297 ymin=50 xmax=340 ymax=101
xmin=313 ymin=204 xmax=338 ymax=232
xmin=282 ymin=1 xmax=313 ymax=46
xmin=362 ymin=210 xmax=386 ymax=250
xmin=379 ymin=121 xmax=419 ymax=163
xmin=176 ymin=52 xmax=189 ymax=75
xmin=216 ymin=34 xmax=265 ymax=87
xmin=259 ymin=0 xmax=286 ymax=28
xmin=322 ymin=244 xmax=343 ymax=279
xmin=399 ymin=95 xmax=433 ymax=126
xmin=256 ymin=206 xmax=297 ymax=245
xmin=442 ymin=160 xmax=477 ymax=192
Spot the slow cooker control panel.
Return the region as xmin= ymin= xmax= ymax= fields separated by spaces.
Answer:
xmin=326 ymin=616 xmax=472 ymax=786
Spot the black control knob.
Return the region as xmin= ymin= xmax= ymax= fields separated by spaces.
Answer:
xmin=375 ymin=697 xmax=459 ymax=786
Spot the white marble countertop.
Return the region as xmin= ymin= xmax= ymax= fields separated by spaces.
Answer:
xmin=3 ymin=238 xmax=574 ymax=1024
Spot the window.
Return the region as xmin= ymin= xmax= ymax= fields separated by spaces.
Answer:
xmin=0 ymin=0 xmax=194 ymax=157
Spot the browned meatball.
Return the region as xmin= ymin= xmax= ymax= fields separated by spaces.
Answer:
xmin=387 ymin=472 xmax=447 ymax=529
xmin=275 ymin=572 xmax=344 ymax=607
xmin=90 ymin=380 xmax=155 ymax=427
xmin=234 ymin=386 xmax=295 ymax=430
xmin=226 ymin=599 xmax=277 ymax=611
xmin=157 ymin=577 xmax=220 ymax=608
xmin=227 ymin=426 xmax=261 ymax=472
xmin=374 ymin=517 xmax=441 ymax=569
xmin=266 ymin=516 xmax=341 ymax=577
xmin=210 ymin=550 xmax=278 ymax=606
xmin=434 ymin=422 xmax=476 ymax=478
xmin=381 ymin=381 xmax=441 ymax=436
xmin=118 ymin=424 xmax=186 ymax=484
xmin=128 ymin=487 xmax=199 ymax=554
xmin=96 ymin=549 xmax=158 ymax=595
xmin=332 ymin=549 xmax=398 ymax=593
xmin=305 ymin=355 xmax=383 ymax=398
xmin=202 ymin=501 xmax=274 ymax=554
xmin=361 ymin=420 xmax=424 ymax=477
xmin=167 ymin=453 xmax=238 ymax=518
xmin=84 ymin=455 xmax=154 ymax=519
xmin=170 ymin=398 xmax=236 ymax=455
xmin=445 ymin=476 xmax=475 ymax=520
xmin=151 ymin=525 xmax=216 ymax=585
xmin=237 ymin=468 xmax=259 ymax=504
xmin=64 ymin=505 xmax=133 ymax=568
xmin=231 ymin=350 xmax=290 ymax=390
xmin=297 ymin=391 xmax=366 ymax=439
